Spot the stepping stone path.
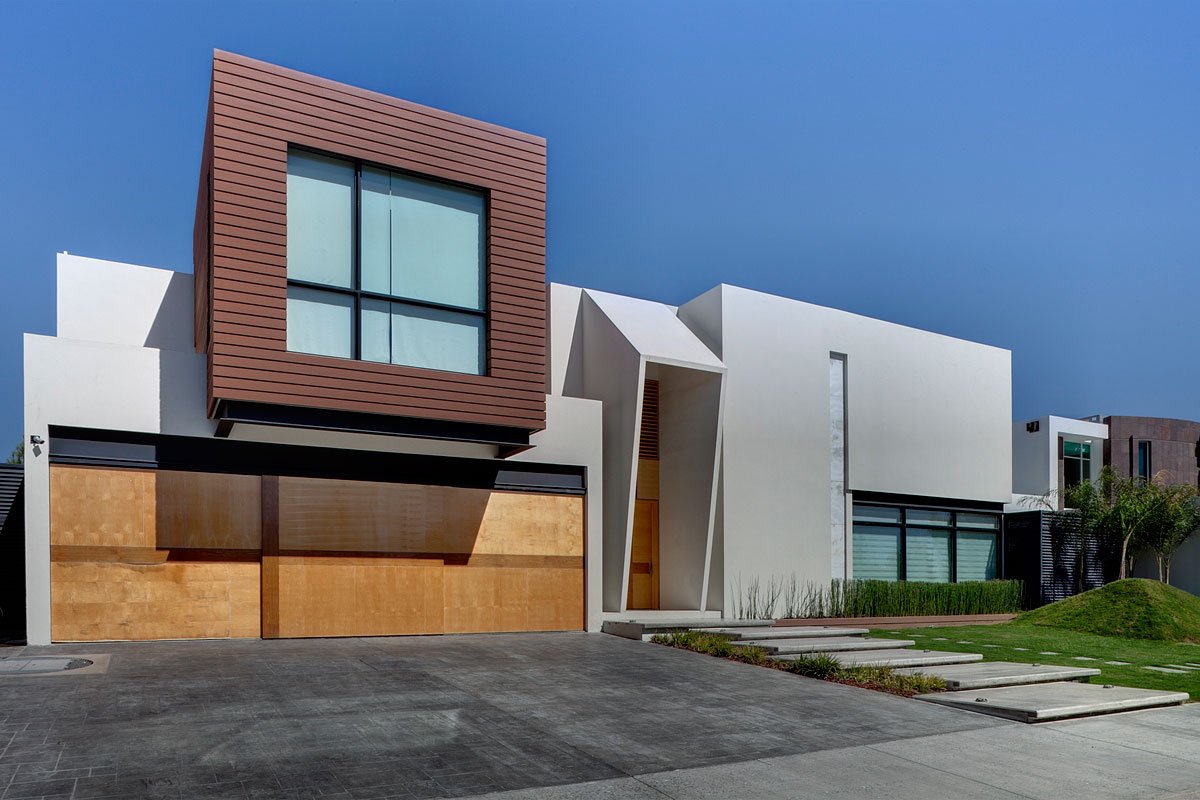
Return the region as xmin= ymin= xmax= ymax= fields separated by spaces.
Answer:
xmin=980 ymin=644 xmax=999 ymax=648
xmin=1039 ymin=652 xmax=1060 ymax=655
xmin=1072 ymin=656 xmax=1098 ymax=661
xmin=610 ymin=619 xmax=1189 ymax=723
xmin=1013 ymin=647 xmax=1031 ymax=651
xmin=1105 ymin=661 xmax=1130 ymax=666
xmin=1165 ymin=665 xmax=1199 ymax=670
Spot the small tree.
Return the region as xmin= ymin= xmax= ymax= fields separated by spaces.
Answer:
xmin=1136 ymin=483 xmax=1200 ymax=583
xmin=5 ymin=442 xmax=20 ymax=465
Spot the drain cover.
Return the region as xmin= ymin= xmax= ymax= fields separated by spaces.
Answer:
xmin=0 ymin=657 xmax=94 ymax=675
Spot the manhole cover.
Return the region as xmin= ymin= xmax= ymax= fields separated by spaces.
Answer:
xmin=0 ymin=657 xmax=94 ymax=675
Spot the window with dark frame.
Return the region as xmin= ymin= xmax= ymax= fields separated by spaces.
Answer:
xmin=1062 ymin=439 xmax=1092 ymax=489
xmin=284 ymin=147 xmax=487 ymax=375
xmin=851 ymin=503 xmax=1000 ymax=583
xmin=1137 ymin=441 xmax=1152 ymax=480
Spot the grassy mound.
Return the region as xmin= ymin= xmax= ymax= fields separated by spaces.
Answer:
xmin=1019 ymin=579 xmax=1200 ymax=642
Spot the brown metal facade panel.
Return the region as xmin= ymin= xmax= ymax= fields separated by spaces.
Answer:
xmin=1103 ymin=416 xmax=1200 ymax=488
xmin=197 ymin=51 xmax=546 ymax=431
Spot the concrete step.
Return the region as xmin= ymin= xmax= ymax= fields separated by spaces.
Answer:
xmin=735 ymin=636 xmax=915 ymax=655
xmin=915 ymin=682 xmax=1189 ymax=723
xmin=602 ymin=618 xmax=764 ymax=640
xmin=710 ymin=626 xmax=870 ymax=640
xmin=895 ymin=661 xmax=1101 ymax=690
xmin=781 ymin=649 xmax=984 ymax=668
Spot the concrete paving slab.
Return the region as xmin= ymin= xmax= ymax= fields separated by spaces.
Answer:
xmin=800 ymin=649 xmax=983 ymax=668
xmin=1105 ymin=661 xmax=1130 ymax=665
xmin=872 ymin=722 xmax=1200 ymax=799
xmin=894 ymin=661 xmax=1101 ymax=690
xmin=736 ymin=636 xmax=915 ymax=654
xmin=711 ymin=626 xmax=869 ymax=640
xmin=603 ymin=618 xmax=763 ymax=639
xmin=1145 ymin=665 xmax=1189 ymax=674
xmin=916 ymin=682 xmax=1188 ymax=722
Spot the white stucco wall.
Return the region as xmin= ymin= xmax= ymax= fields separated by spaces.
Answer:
xmin=678 ymin=284 xmax=1014 ymax=601
xmin=1012 ymin=415 xmax=1108 ymax=500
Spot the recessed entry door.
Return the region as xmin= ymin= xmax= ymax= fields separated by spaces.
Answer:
xmin=627 ymin=499 xmax=659 ymax=609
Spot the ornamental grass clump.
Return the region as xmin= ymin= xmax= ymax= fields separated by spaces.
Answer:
xmin=732 ymin=576 xmax=1024 ymax=620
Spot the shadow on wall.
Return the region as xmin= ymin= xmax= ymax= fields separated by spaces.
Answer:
xmin=144 ymin=272 xmax=196 ymax=352
xmin=147 ymin=271 xmax=217 ymax=437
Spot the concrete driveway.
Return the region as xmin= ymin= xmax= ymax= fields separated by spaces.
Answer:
xmin=1 ymin=633 xmax=1197 ymax=799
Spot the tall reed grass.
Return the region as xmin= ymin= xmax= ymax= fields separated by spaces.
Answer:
xmin=730 ymin=576 xmax=1024 ymax=620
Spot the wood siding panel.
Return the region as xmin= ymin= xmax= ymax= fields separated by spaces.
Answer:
xmin=49 ymin=466 xmax=262 ymax=642
xmin=198 ymin=51 xmax=546 ymax=429
xmin=273 ymin=475 xmax=582 ymax=637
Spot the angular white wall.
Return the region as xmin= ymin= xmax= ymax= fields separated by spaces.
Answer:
xmin=678 ymin=284 xmax=1014 ymax=602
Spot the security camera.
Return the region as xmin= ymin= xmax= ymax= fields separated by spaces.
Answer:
xmin=29 ymin=435 xmax=45 ymax=445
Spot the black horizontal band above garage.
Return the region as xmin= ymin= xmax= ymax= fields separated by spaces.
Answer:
xmin=213 ymin=400 xmax=533 ymax=451
xmin=48 ymin=426 xmax=584 ymax=495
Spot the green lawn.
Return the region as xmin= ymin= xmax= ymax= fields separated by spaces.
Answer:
xmin=870 ymin=623 xmax=1200 ymax=700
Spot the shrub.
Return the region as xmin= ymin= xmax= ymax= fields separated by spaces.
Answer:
xmin=733 ymin=576 xmax=1025 ymax=619
xmin=651 ymin=631 xmax=946 ymax=697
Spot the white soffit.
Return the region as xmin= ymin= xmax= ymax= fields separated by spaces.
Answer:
xmin=582 ymin=288 xmax=725 ymax=372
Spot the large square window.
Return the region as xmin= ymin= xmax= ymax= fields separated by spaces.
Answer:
xmin=285 ymin=149 xmax=486 ymax=375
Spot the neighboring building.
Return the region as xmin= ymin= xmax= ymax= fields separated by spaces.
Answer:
xmin=22 ymin=52 xmax=1015 ymax=645
xmin=1010 ymin=414 xmax=1109 ymax=510
xmin=1010 ymin=414 xmax=1200 ymax=598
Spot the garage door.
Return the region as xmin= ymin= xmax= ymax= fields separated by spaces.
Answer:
xmin=266 ymin=476 xmax=584 ymax=637
xmin=48 ymin=466 xmax=584 ymax=641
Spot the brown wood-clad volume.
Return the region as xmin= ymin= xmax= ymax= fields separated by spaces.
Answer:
xmin=194 ymin=51 xmax=546 ymax=432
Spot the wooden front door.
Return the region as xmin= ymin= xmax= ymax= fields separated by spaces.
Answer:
xmin=627 ymin=499 xmax=659 ymax=609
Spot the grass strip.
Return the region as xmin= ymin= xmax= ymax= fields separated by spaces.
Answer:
xmin=870 ymin=623 xmax=1200 ymax=700
xmin=650 ymin=631 xmax=945 ymax=697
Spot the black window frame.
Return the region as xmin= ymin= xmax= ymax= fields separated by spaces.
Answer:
xmin=284 ymin=145 xmax=490 ymax=374
xmin=1137 ymin=441 xmax=1152 ymax=481
xmin=1062 ymin=438 xmax=1092 ymax=489
xmin=851 ymin=502 xmax=1003 ymax=583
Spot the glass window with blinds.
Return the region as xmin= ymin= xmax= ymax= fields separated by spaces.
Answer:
xmin=285 ymin=148 xmax=486 ymax=375
xmin=852 ymin=504 xmax=1000 ymax=583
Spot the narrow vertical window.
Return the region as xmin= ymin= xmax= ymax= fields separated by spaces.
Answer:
xmin=1138 ymin=441 xmax=1152 ymax=480
xmin=829 ymin=353 xmax=847 ymax=580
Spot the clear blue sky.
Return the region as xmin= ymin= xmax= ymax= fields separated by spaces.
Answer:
xmin=2 ymin=0 xmax=1199 ymax=450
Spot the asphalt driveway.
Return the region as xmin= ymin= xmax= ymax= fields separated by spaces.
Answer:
xmin=2 ymin=633 xmax=1198 ymax=799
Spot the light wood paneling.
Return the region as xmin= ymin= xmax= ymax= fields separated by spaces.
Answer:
xmin=273 ymin=476 xmax=583 ymax=637
xmin=51 ymin=561 xmax=260 ymax=641
xmin=50 ymin=466 xmax=156 ymax=548
xmin=275 ymin=556 xmax=444 ymax=638
xmin=154 ymin=471 xmax=262 ymax=549
xmin=444 ymin=565 xmax=582 ymax=633
xmin=452 ymin=492 xmax=583 ymax=557
xmin=50 ymin=466 xmax=263 ymax=642
xmin=636 ymin=459 xmax=660 ymax=501
xmin=627 ymin=499 xmax=659 ymax=610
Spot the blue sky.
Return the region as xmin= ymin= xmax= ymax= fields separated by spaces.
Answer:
xmin=2 ymin=0 xmax=1199 ymax=450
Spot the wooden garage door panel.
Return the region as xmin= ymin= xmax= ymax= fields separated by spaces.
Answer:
xmin=51 ymin=561 xmax=261 ymax=641
xmin=50 ymin=466 xmax=156 ymax=548
xmin=452 ymin=493 xmax=584 ymax=557
xmin=275 ymin=556 xmax=444 ymax=637
xmin=443 ymin=565 xmax=583 ymax=634
xmin=155 ymin=471 xmax=262 ymax=549
xmin=273 ymin=477 xmax=583 ymax=637
xmin=278 ymin=476 xmax=490 ymax=554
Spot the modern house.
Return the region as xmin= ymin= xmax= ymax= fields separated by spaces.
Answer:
xmin=1009 ymin=414 xmax=1200 ymax=600
xmin=20 ymin=52 xmax=1014 ymax=645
